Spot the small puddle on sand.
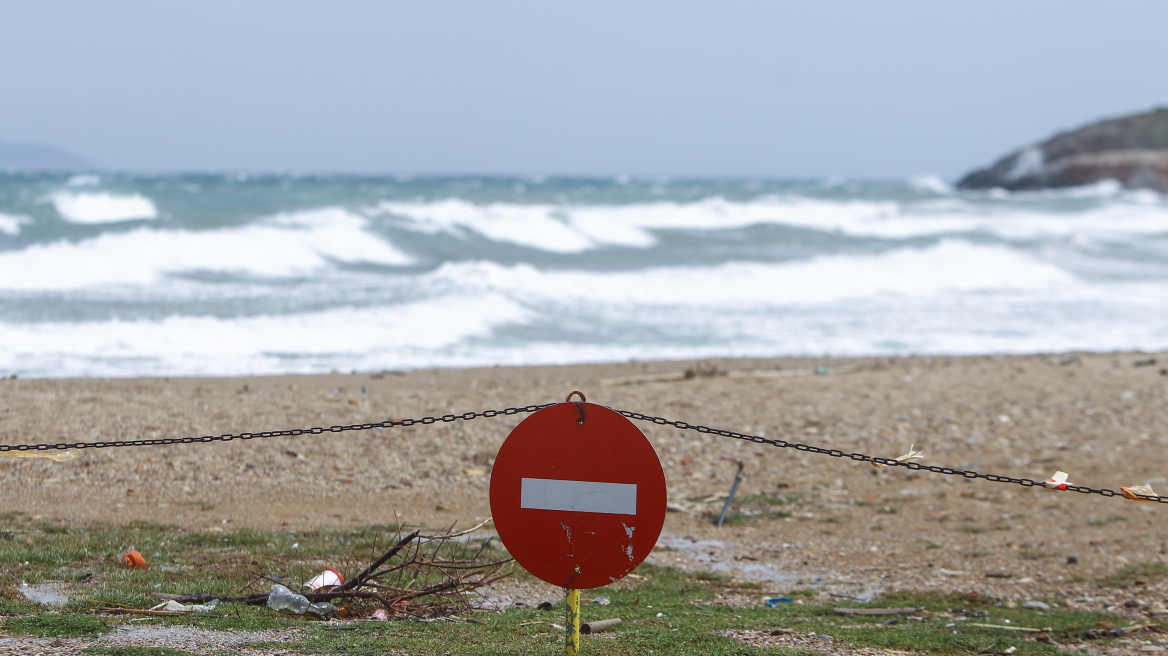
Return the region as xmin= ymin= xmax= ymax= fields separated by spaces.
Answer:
xmin=17 ymin=582 xmax=69 ymax=606
xmin=656 ymin=535 xmax=798 ymax=583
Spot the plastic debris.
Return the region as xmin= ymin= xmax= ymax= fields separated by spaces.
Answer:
xmin=17 ymin=582 xmax=69 ymax=606
xmin=765 ymin=597 xmax=795 ymax=607
xmin=586 ymin=595 xmax=611 ymax=605
xmin=1021 ymin=600 xmax=1051 ymax=610
xmin=1121 ymin=484 xmax=1158 ymax=501
xmin=970 ymin=622 xmax=1041 ymax=632
xmin=1043 ymin=471 xmax=1069 ymax=490
xmin=580 ymin=618 xmax=622 ymax=634
xmin=266 ymin=584 xmax=336 ymax=616
xmin=872 ymin=445 xmax=924 ymax=468
xmin=372 ymin=608 xmax=389 ymax=621
xmin=149 ymin=599 xmax=220 ymax=613
xmin=302 ymin=568 xmax=345 ymax=592
xmin=0 ymin=450 xmax=78 ymax=462
xmin=122 ymin=549 xmax=149 ymax=570
xmin=2 ymin=429 xmax=94 ymax=462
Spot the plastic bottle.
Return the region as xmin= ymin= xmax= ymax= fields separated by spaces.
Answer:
xmin=267 ymin=584 xmax=311 ymax=614
xmin=308 ymin=601 xmax=337 ymax=616
xmin=266 ymin=584 xmax=336 ymax=616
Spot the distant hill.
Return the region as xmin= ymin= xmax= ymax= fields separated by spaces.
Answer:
xmin=0 ymin=141 xmax=94 ymax=171
xmin=957 ymin=108 xmax=1168 ymax=192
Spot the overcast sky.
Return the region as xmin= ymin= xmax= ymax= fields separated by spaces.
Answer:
xmin=2 ymin=1 xmax=1167 ymax=179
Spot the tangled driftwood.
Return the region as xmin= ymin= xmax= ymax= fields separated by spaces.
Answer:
xmin=154 ymin=521 xmax=512 ymax=618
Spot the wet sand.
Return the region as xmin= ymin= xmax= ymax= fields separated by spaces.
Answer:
xmin=3 ymin=352 xmax=1168 ymax=605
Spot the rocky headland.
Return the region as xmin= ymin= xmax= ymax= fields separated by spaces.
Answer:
xmin=958 ymin=107 xmax=1168 ymax=192
xmin=0 ymin=141 xmax=92 ymax=171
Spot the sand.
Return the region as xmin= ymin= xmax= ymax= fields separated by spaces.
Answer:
xmin=3 ymin=352 xmax=1168 ymax=610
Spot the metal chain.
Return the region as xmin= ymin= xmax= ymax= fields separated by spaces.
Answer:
xmin=0 ymin=404 xmax=553 ymax=454
xmin=615 ymin=409 xmax=1168 ymax=505
xmin=0 ymin=400 xmax=1160 ymax=505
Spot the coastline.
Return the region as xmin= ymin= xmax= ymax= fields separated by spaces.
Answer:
xmin=3 ymin=351 xmax=1167 ymax=600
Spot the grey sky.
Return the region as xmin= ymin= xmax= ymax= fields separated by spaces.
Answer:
xmin=2 ymin=1 xmax=1166 ymax=179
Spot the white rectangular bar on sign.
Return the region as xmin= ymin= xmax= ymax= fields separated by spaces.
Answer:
xmin=520 ymin=478 xmax=637 ymax=515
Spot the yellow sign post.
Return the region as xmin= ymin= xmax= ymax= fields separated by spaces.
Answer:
xmin=565 ymin=588 xmax=581 ymax=655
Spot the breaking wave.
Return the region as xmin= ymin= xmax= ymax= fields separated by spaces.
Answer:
xmin=1 ymin=173 xmax=1166 ymax=376
xmin=51 ymin=191 xmax=158 ymax=223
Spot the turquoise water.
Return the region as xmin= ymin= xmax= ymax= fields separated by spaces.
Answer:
xmin=1 ymin=173 xmax=1166 ymax=377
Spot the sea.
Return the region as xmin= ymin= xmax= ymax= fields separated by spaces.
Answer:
xmin=1 ymin=172 xmax=1166 ymax=378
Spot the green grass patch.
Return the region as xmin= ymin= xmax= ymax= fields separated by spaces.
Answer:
xmin=283 ymin=582 xmax=1133 ymax=655
xmin=708 ymin=493 xmax=793 ymax=526
xmin=8 ymin=612 xmax=112 ymax=637
xmin=781 ymin=588 xmax=815 ymax=598
xmin=0 ymin=596 xmax=40 ymax=616
xmin=0 ymin=517 xmax=1154 ymax=654
xmin=735 ymin=493 xmax=789 ymax=506
xmin=1098 ymin=562 xmax=1168 ymax=588
xmin=1019 ymin=550 xmax=1054 ymax=561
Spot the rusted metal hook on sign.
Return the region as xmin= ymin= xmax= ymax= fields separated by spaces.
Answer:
xmin=566 ymin=391 xmax=586 ymax=425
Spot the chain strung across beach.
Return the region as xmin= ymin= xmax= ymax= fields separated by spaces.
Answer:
xmin=2 ymin=402 xmax=1164 ymax=505
xmin=612 ymin=409 xmax=1168 ymax=504
xmin=0 ymin=404 xmax=554 ymax=454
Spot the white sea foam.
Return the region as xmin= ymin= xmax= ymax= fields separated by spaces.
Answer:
xmin=377 ymin=200 xmax=600 ymax=252
xmin=375 ymin=196 xmax=971 ymax=249
xmin=5 ymin=273 xmax=1168 ymax=378
xmin=427 ymin=240 xmax=1073 ymax=307
xmin=65 ymin=175 xmax=100 ymax=186
xmin=0 ymin=212 xmax=30 ymax=236
xmin=1016 ymin=179 xmax=1124 ymax=199
xmin=376 ymin=195 xmax=1168 ymax=251
xmin=946 ymin=203 xmax=1168 ymax=241
xmin=0 ymin=208 xmax=411 ymax=291
xmin=52 ymin=191 xmax=158 ymax=223
xmin=0 ymin=294 xmax=529 ymax=377
xmin=5 ymin=181 xmax=1168 ymax=378
xmin=1005 ymin=148 xmax=1045 ymax=182
xmin=909 ymin=175 xmax=952 ymax=194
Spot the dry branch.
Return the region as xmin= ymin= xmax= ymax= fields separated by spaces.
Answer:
xmin=152 ymin=523 xmax=511 ymax=618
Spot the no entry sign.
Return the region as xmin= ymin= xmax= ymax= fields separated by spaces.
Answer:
xmin=490 ymin=400 xmax=667 ymax=589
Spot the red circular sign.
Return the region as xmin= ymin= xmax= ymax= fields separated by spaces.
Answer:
xmin=490 ymin=402 xmax=667 ymax=589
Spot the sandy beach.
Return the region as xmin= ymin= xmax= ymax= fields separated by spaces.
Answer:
xmin=3 ymin=352 xmax=1168 ymax=605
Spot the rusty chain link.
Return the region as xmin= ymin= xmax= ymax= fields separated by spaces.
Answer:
xmin=0 ymin=401 xmax=1161 ymax=505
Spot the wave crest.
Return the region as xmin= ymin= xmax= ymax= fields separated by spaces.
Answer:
xmin=52 ymin=191 xmax=158 ymax=224
xmin=0 ymin=208 xmax=412 ymax=291
xmin=0 ymin=212 xmax=30 ymax=236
